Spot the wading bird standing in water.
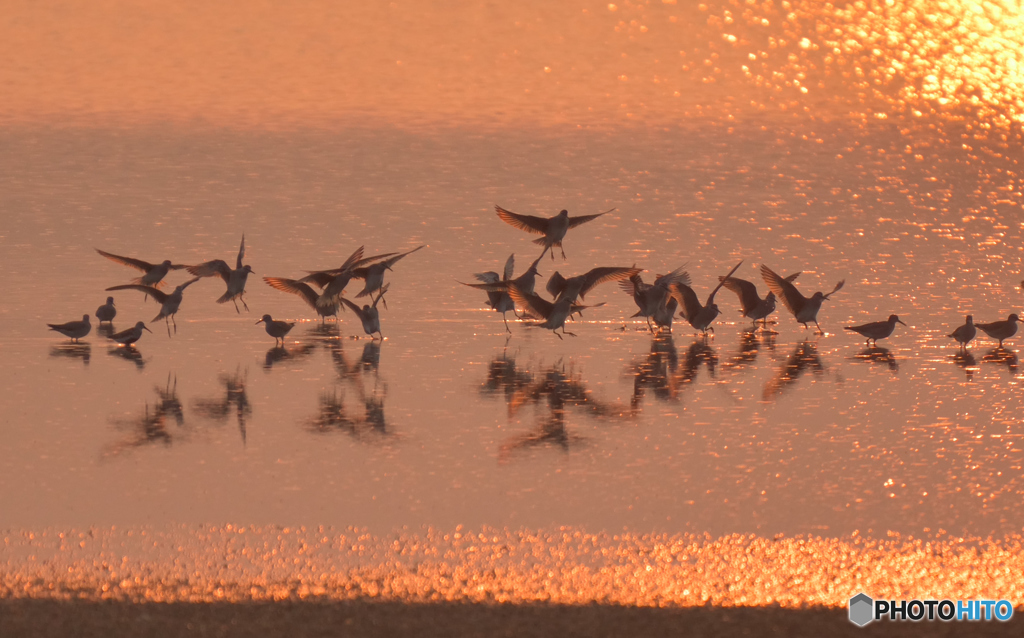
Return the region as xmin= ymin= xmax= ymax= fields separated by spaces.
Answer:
xmin=845 ymin=314 xmax=907 ymax=346
xmin=48 ymin=315 xmax=91 ymax=342
xmin=975 ymin=314 xmax=1020 ymax=347
xmin=949 ymin=315 xmax=977 ymax=351
xmin=672 ymin=261 xmax=744 ymax=336
xmin=187 ymin=235 xmax=254 ymax=313
xmin=340 ymin=284 xmax=389 ymax=340
xmin=495 ymin=205 xmax=613 ymax=261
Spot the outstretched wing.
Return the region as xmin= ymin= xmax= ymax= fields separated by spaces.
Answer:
xmin=264 ymin=277 xmax=318 ymax=310
xmin=823 ymin=279 xmax=845 ymax=300
xmin=578 ymin=266 xmax=642 ymax=300
xmin=236 ymin=235 xmax=246 ymax=269
xmin=495 ymin=206 xmax=550 ymax=235
xmin=760 ymin=264 xmax=807 ymax=315
xmin=507 ymin=284 xmax=553 ymax=320
xmin=96 ymin=249 xmax=154 ymax=272
xmin=187 ymin=259 xmax=232 ymax=283
xmin=719 ymin=276 xmax=760 ymax=314
xmin=670 ymin=283 xmax=702 ymax=321
xmin=652 ymin=264 xmax=691 ymax=289
xmin=460 ymin=280 xmax=508 ymax=292
xmin=379 ymin=245 xmax=424 ymax=269
xmin=338 ymin=296 xmax=364 ymax=318
xmin=503 ymin=254 xmax=515 ymax=282
xmin=473 ymin=271 xmax=501 ymax=284
xmin=705 ymin=261 xmax=742 ymax=306
xmin=567 ymin=208 xmax=614 ymax=229
xmin=545 ymin=271 xmax=568 ymax=299
xmin=106 ymin=284 xmax=169 ymax=303
xmin=298 ymin=271 xmax=337 ymax=288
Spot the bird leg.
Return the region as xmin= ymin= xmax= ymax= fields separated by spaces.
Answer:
xmin=241 ymin=295 xmax=249 ymax=312
xmin=232 ymin=299 xmax=241 ymax=314
xmin=165 ymin=317 xmax=171 ymax=337
xmin=814 ymin=320 xmax=823 ymax=335
xmin=560 ymin=245 xmax=567 ymax=260
xmin=646 ymin=317 xmax=653 ymax=333
xmin=503 ymin=312 xmax=511 ymax=334
xmin=561 ymin=327 xmax=576 ymax=338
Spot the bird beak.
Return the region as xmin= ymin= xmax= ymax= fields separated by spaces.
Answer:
xmin=255 ymin=319 xmax=264 ymax=324
xmin=898 ymin=319 xmax=907 ymax=326
xmin=143 ymin=325 xmax=153 ymax=333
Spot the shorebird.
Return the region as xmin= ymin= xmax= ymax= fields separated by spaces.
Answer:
xmin=546 ymin=266 xmax=643 ymax=305
xmin=507 ymin=283 xmax=605 ymax=339
xmin=672 ymin=261 xmax=743 ymax=335
xmin=462 ymin=254 xmax=544 ymax=307
xmin=95 ymin=249 xmax=187 ymax=298
xmin=96 ymin=297 xmax=117 ymax=324
xmin=300 ymin=246 xmax=400 ymax=311
xmin=187 ymin=235 xmax=254 ymax=313
xmin=108 ymin=321 xmax=152 ymax=346
xmin=340 ymin=284 xmax=388 ymax=340
xmin=760 ymin=265 xmax=845 ymax=333
xmin=461 ymin=254 xmax=517 ymax=333
xmin=264 ymin=277 xmax=340 ymax=323
xmin=350 ymin=246 xmax=424 ymax=306
xmin=948 ymin=315 xmax=977 ymax=350
xmin=844 ymin=314 xmax=906 ymax=346
xmin=107 ymin=277 xmax=201 ymax=336
xmin=719 ymin=272 xmax=799 ymax=328
xmin=975 ymin=314 xmax=1020 ymax=347
xmin=619 ymin=266 xmax=690 ymax=331
xmin=256 ymin=314 xmax=295 ymax=346
xmin=48 ymin=314 xmax=91 ymax=342
xmin=495 ymin=205 xmax=613 ymax=260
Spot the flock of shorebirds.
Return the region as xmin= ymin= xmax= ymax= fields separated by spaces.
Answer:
xmin=47 ymin=206 xmax=1020 ymax=352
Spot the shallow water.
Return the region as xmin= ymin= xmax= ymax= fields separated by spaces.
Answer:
xmin=2 ymin=0 xmax=1024 ymax=604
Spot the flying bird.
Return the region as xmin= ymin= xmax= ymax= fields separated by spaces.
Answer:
xmin=461 ymin=254 xmax=518 ymax=333
xmin=107 ymin=277 xmax=201 ymax=336
xmin=264 ymin=277 xmax=340 ymax=323
xmin=300 ymin=246 xmax=400 ymax=311
xmin=760 ymin=264 xmax=845 ymax=333
xmin=187 ymin=235 xmax=254 ymax=313
xmin=507 ymin=283 xmax=605 ymax=339
xmin=495 ymin=205 xmax=613 ymax=261
xmin=844 ymin=314 xmax=907 ymax=346
xmin=545 ymin=266 xmax=643 ymax=304
xmin=619 ymin=265 xmax=690 ymax=332
xmin=672 ymin=261 xmax=744 ymax=335
xmin=340 ymin=284 xmax=389 ymax=340
xmin=719 ymin=272 xmax=799 ymax=328
xmin=95 ymin=249 xmax=188 ymax=297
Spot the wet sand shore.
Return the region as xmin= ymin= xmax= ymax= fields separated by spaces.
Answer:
xmin=3 ymin=599 xmax=1021 ymax=638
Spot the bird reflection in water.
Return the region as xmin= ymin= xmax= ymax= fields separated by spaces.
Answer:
xmin=479 ymin=349 xmax=535 ymax=405
xmin=263 ymin=342 xmax=318 ymax=370
xmin=49 ymin=343 xmax=91 ymax=366
xmin=981 ymin=347 xmax=1019 ymax=376
xmin=108 ymin=345 xmax=146 ymax=371
xmin=762 ymin=340 xmax=825 ymax=401
xmin=308 ymin=340 xmax=389 ymax=439
xmin=722 ymin=329 xmax=775 ymax=373
xmin=101 ymin=375 xmax=183 ymax=458
xmin=498 ymin=363 xmax=630 ymax=462
xmin=680 ymin=339 xmax=718 ymax=384
xmin=97 ymin=323 xmax=116 ymax=339
xmin=951 ymin=350 xmax=979 ymax=381
xmin=192 ymin=369 xmax=252 ymax=444
xmin=852 ymin=346 xmax=898 ymax=373
xmin=627 ymin=333 xmax=679 ymax=408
